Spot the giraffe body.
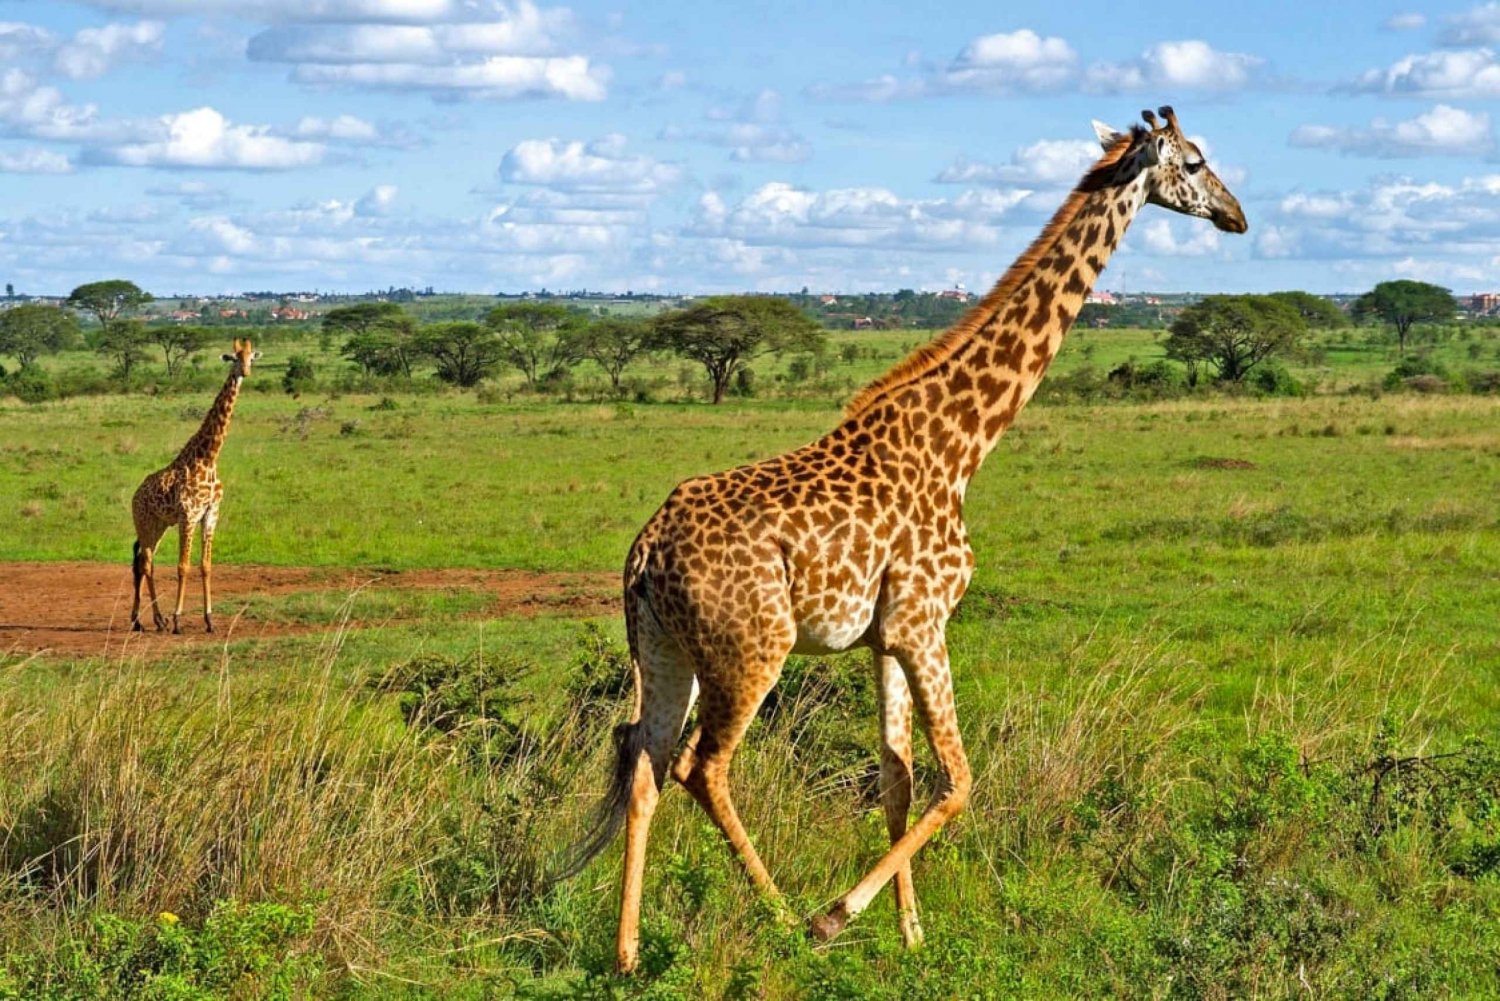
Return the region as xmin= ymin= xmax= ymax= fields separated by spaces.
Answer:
xmin=567 ymin=108 xmax=1247 ymax=972
xmin=130 ymin=339 xmax=258 ymax=634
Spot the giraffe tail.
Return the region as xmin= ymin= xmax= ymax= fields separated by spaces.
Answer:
xmin=551 ymin=544 xmax=654 ymax=884
xmin=550 ymin=718 xmax=646 ymax=884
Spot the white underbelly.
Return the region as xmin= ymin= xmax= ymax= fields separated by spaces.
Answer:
xmin=791 ymin=612 xmax=872 ymax=655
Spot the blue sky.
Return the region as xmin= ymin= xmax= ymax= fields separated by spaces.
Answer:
xmin=1 ymin=0 xmax=1497 ymax=296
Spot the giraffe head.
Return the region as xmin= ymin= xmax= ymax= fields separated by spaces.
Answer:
xmin=1092 ymin=106 xmax=1247 ymax=234
xmin=220 ymin=338 xmax=260 ymax=379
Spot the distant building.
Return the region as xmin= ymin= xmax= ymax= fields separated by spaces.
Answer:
xmin=1085 ymin=290 xmax=1118 ymax=305
xmin=271 ymin=305 xmax=311 ymax=321
xmin=936 ymin=288 xmax=971 ymax=303
xmin=819 ymin=294 xmax=840 ymax=306
xmin=852 ymin=316 xmax=875 ymax=329
xmin=1468 ymin=292 xmax=1500 ymax=316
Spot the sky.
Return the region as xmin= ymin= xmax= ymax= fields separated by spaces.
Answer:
xmin=0 ymin=1 xmax=1497 ymax=296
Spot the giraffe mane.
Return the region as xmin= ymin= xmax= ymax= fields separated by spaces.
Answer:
xmin=842 ymin=127 xmax=1144 ymax=420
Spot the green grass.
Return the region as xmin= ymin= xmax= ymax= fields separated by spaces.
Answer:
xmin=0 ymin=331 xmax=1497 ymax=996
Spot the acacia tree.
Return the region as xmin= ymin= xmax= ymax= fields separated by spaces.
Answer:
xmin=66 ymin=279 xmax=151 ymax=331
xmin=96 ymin=318 xmax=151 ymax=383
xmin=0 ymin=304 xmax=79 ymax=369
xmin=1353 ymin=280 xmax=1456 ymax=355
xmin=574 ymin=316 xmax=653 ymax=392
xmin=414 ymin=321 xmax=506 ymax=387
xmin=652 ymin=296 xmax=826 ymax=403
xmin=147 ymin=324 xmax=217 ymax=377
xmin=326 ymin=303 xmax=416 ymax=377
xmin=483 ymin=302 xmax=585 ymax=387
xmin=1267 ymin=291 xmax=1348 ymax=329
xmin=1164 ymin=295 xmax=1306 ymax=383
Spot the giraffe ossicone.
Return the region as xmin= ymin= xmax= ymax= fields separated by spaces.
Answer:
xmin=563 ymin=107 xmax=1247 ymax=974
xmin=130 ymin=338 xmax=259 ymax=635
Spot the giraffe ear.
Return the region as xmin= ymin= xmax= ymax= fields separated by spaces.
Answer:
xmin=221 ymin=353 xmax=234 ymax=363
xmin=251 ymin=351 xmax=262 ymax=361
xmin=1091 ymin=119 xmax=1124 ymax=150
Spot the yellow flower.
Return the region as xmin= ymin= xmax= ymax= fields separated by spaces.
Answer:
xmin=158 ymin=911 xmax=179 ymax=925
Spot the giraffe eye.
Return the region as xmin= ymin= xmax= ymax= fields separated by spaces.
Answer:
xmin=1185 ymin=160 xmax=1205 ymax=175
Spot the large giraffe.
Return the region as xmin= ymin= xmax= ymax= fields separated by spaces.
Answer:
xmin=130 ymin=338 xmax=259 ymax=635
xmin=570 ymin=107 xmax=1247 ymax=972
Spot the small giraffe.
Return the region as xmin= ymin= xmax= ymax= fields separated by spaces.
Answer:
xmin=130 ymin=338 xmax=259 ymax=635
xmin=566 ymin=107 xmax=1247 ymax=972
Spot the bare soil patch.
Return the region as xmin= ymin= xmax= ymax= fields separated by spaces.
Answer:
xmin=0 ymin=561 xmax=618 ymax=659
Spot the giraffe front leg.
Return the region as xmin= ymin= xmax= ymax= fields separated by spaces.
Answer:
xmin=201 ymin=507 xmax=218 ymax=633
xmin=172 ymin=519 xmax=195 ymax=635
xmin=876 ymin=652 xmax=923 ymax=948
xmin=141 ymin=544 xmax=167 ymax=631
xmin=811 ymin=631 xmax=970 ymax=944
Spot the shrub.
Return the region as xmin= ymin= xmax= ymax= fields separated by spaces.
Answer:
xmin=281 ymin=354 xmax=315 ymax=395
xmin=1 ymin=366 xmax=54 ymax=403
xmin=1249 ymin=361 xmax=1305 ymax=397
xmin=1383 ymin=353 xmax=1448 ymax=390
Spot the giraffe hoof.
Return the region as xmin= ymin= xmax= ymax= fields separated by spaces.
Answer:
xmin=808 ymin=904 xmax=850 ymax=943
xmin=204 ymin=618 xmax=215 ymax=634
xmin=131 ymin=621 xmax=143 ymax=633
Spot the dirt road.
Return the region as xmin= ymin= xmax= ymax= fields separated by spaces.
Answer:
xmin=0 ymin=561 xmax=618 ymax=659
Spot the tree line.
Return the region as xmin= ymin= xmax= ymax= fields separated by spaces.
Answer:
xmin=324 ymin=296 xmax=826 ymax=403
xmin=1160 ymin=282 xmax=1461 ymax=388
xmin=0 ymin=277 xmax=1472 ymax=402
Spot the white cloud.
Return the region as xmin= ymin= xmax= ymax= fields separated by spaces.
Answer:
xmin=1348 ymin=48 xmax=1500 ymax=98
xmin=230 ymin=1 xmax=609 ymax=101
xmin=0 ymin=69 xmax=108 ymax=142
xmin=812 ymin=28 xmax=1077 ymax=100
xmin=935 ymin=138 xmax=1099 ymax=186
xmin=53 ymin=20 xmax=164 ymax=80
xmin=102 ymin=107 xmax=326 ymax=169
xmin=145 ymin=179 xmax=234 ymax=207
xmin=75 ymin=1 xmax=462 ymax=23
xmin=1263 ymin=174 xmax=1500 ymax=280
xmin=1440 ymin=3 xmax=1500 ymax=45
xmin=0 ymin=147 xmax=72 ymax=173
xmin=292 ymin=54 xmax=606 ymax=100
xmin=247 ymin=7 xmax=569 ymax=62
xmin=0 ymin=22 xmax=54 ymax=62
xmin=813 ymin=32 xmax=1263 ymax=101
xmin=692 ymin=181 xmax=1030 ymax=251
xmin=1384 ymin=12 xmax=1427 ymax=31
xmin=499 ymin=134 xmax=679 ymax=192
xmin=290 ymin=113 xmax=380 ymax=142
xmin=661 ymin=89 xmax=812 ymax=163
xmin=1086 ymin=40 xmax=1263 ymax=92
xmin=355 ymin=183 xmax=398 ymax=215
xmin=1290 ymin=104 xmax=1494 ymax=157
xmin=1137 ymin=217 xmax=1221 ymax=257
xmin=941 ymin=29 xmax=1079 ymax=93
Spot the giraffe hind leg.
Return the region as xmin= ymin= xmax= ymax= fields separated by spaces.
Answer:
xmin=612 ymin=628 xmax=698 ymax=973
xmin=131 ymin=540 xmax=147 ymax=632
xmin=675 ymin=635 xmax=793 ymax=903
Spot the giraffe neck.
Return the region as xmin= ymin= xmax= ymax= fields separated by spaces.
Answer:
xmin=176 ymin=370 xmax=242 ymax=467
xmin=849 ymin=170 xmax=1148 ymax=495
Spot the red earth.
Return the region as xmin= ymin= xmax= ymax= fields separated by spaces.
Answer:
xmin=0 ymin=561 xmax=619 ymax=659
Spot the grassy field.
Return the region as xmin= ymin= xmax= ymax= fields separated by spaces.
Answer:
xmin=0 ymin=325 xmax=1497 ymax=997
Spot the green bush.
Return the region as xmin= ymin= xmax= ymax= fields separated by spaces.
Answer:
xmin=281 ymin=355 xmax=315 ymax=395
xmin=1382 ymin=353 xmax=1448 ymax=390
xmin=1 ymin=366 xmax=54 ymax=403
xmin=1248 ymin=360 xmax=1305 ymax=397
xmin=0 ymin=901 xmax=320 ymax=1000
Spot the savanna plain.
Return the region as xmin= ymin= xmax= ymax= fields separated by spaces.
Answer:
xmin=0 ymin=324 xmax=1497 ymax=998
